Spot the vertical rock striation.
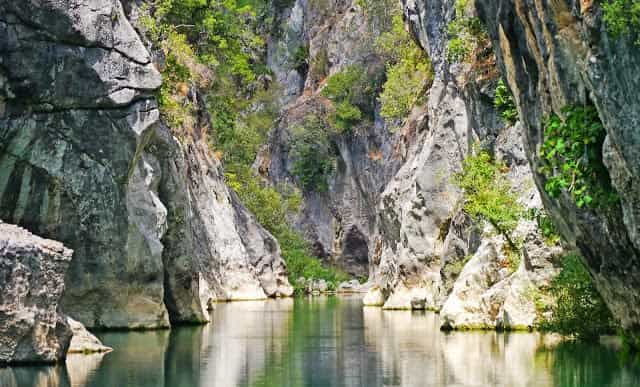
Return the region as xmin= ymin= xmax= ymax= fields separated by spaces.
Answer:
xmin=0 ymin=222 xmax=73 ymax=364
xmin=0 ymin=0 xmax=292 ymax=329
xmin=475 ymin=0 xmax=640 ymax=341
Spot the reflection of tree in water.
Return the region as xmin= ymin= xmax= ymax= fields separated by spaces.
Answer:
xmin=536 ymin=341 xmax=640 ymax=387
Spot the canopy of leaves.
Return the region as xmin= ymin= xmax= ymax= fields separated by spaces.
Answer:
xmin=320 ymin=65 xmax=379 ymax=132
xmin=446 ymin=0 xmax=490 ymax=63
xmin=539 ymin=106 xmax=618 ymax=209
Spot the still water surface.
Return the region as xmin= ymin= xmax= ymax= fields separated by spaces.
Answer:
xmin=2 ymin=296 xmax=639 ymax=387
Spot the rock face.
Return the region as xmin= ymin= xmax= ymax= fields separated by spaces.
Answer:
xmin=474 ymin=0 xmax=640 ymax=340
xmin=0 ymin=0 xmax=291 ymax=329
xmin=258 ymin=0 xmax=403 ymax=277
xmin=358 ymin=0 xmax=565 ymax=329
xmin=0 ymin=222 xmax=73 ymax=364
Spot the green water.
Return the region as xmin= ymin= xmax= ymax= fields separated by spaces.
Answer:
xmin=1 ymin=296 xmax=639 ymax=386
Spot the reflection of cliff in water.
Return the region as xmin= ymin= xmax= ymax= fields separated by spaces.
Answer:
xmin=536 ymin=341 xmax=640 ymax=387
xmin=2 ymin=297 xmax=640 ymax=387
xmin=200 ymin=298 xmax=294 ymax=386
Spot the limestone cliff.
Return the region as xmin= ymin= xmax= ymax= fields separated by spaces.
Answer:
xmin=474 ymin=0 xmax=640 ymax=341
xmin=0 ymin=0 xmax=291 ymax=329
xmin=257 ymin=0 xmax=403 ymax=277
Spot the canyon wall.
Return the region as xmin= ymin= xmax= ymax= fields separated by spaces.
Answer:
xmin=0 ymin=0 xmax=291 ymax=329
xmin=474 ymin=0 xmax=640 ymax=341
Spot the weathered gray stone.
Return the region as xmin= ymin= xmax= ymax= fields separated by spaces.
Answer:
xmin=475 ymin=0 xmax=640 ymax=341
xmin=0 ymin=0 xmax=168 ymax=329
xmin=0 ymin=222 xmax=73 ymax=364
xmin=363 ymin=0 xmax=565 ymax=329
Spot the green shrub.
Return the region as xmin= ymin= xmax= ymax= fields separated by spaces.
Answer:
xmin=603 ymin=0 xmax=640 ymax=46
xmin=525 ymin=208 xmax=561 ymax=245
xmin=494 ymin=79 xmax=518 ymax=125
xmin=446 ymin=0 xmax=489 ymax=63
xmin=357 ymin=0 xmax=398 ymax=33
xmin=454 ymin=149 xmax=524 ymax=247
xmin=226 ymin=167 xmax=347 ymax=293
xmin=290 ymin=115 xmax=335 ymax=192
xmin=541 ymin=254 xmax=615 ymax=340
xmin=321 ymin=65 xmax=377 ymax=131
xmin=375 ymin=15 xmax=433 ymax=121
xmin=539 ymin=105 xmax=618 ymax=209
xmin=292 ymin=44 xmax=309 ymax=73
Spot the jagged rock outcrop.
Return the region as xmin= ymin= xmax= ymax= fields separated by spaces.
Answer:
xmin=475 ymin=0 xmax=640 ymax=341
xmin=360 ymin=0 xmax=564 ymax=329
xmin=0 ymin=222 xmax=73 ymax=364
xmin=258 ymin=0 xmax=403 ymax=277
xmin=0 ymin=0 xmax=291 ymax=329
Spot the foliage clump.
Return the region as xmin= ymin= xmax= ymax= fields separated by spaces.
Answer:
xmin=454 ymin=149 xmax=523 ymax=248
xmin=603 ymin=0 xmax=640 ymax=46
xmin=494 ymin=79 xmax=518 ymax=125
xmin=375 ymin=15 xmax=433 ymax=121
xmin=539 ymin=105 xmax=618 ymax=209
xmin=446 ymin=0 xmax=490 ymax=63
xmin=320 ymin=65 xmax=379 ymax=132
xmin=290 ymin=115 xmax=336 ymax=192
xmin=227 ymin=167 xmax=348 ymax=293
xmin=140 ymin=0 xmax=272 ymax=136
xmin=541 ymin=254 xmax=615 ymax=340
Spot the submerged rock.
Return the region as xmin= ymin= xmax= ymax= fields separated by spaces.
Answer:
xmin=0 ymin=222 xmax=73 ymax=364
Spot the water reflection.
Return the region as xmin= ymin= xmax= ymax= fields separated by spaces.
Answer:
xmin=2 ymin=296 xmax=639 ymax=386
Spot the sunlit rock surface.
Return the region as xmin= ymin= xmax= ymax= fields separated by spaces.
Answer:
xmin=363 ymin=0 xmax=564 ymax=328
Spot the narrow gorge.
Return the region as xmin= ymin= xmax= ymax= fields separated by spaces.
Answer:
xmin=1 ymin=0 xmax=639 ymax=386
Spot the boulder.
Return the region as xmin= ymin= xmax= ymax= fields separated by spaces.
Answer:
xmin=67 ymin=317 xmax=112 ymax=354
xmin=0 ymin=222 xmax=73 ymax=364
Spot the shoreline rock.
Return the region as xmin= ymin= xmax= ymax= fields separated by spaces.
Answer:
xmin=0 ymin=222 xmax=73 ymax=364
xmin=67 ymin=318 xmax=112 ymax=355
